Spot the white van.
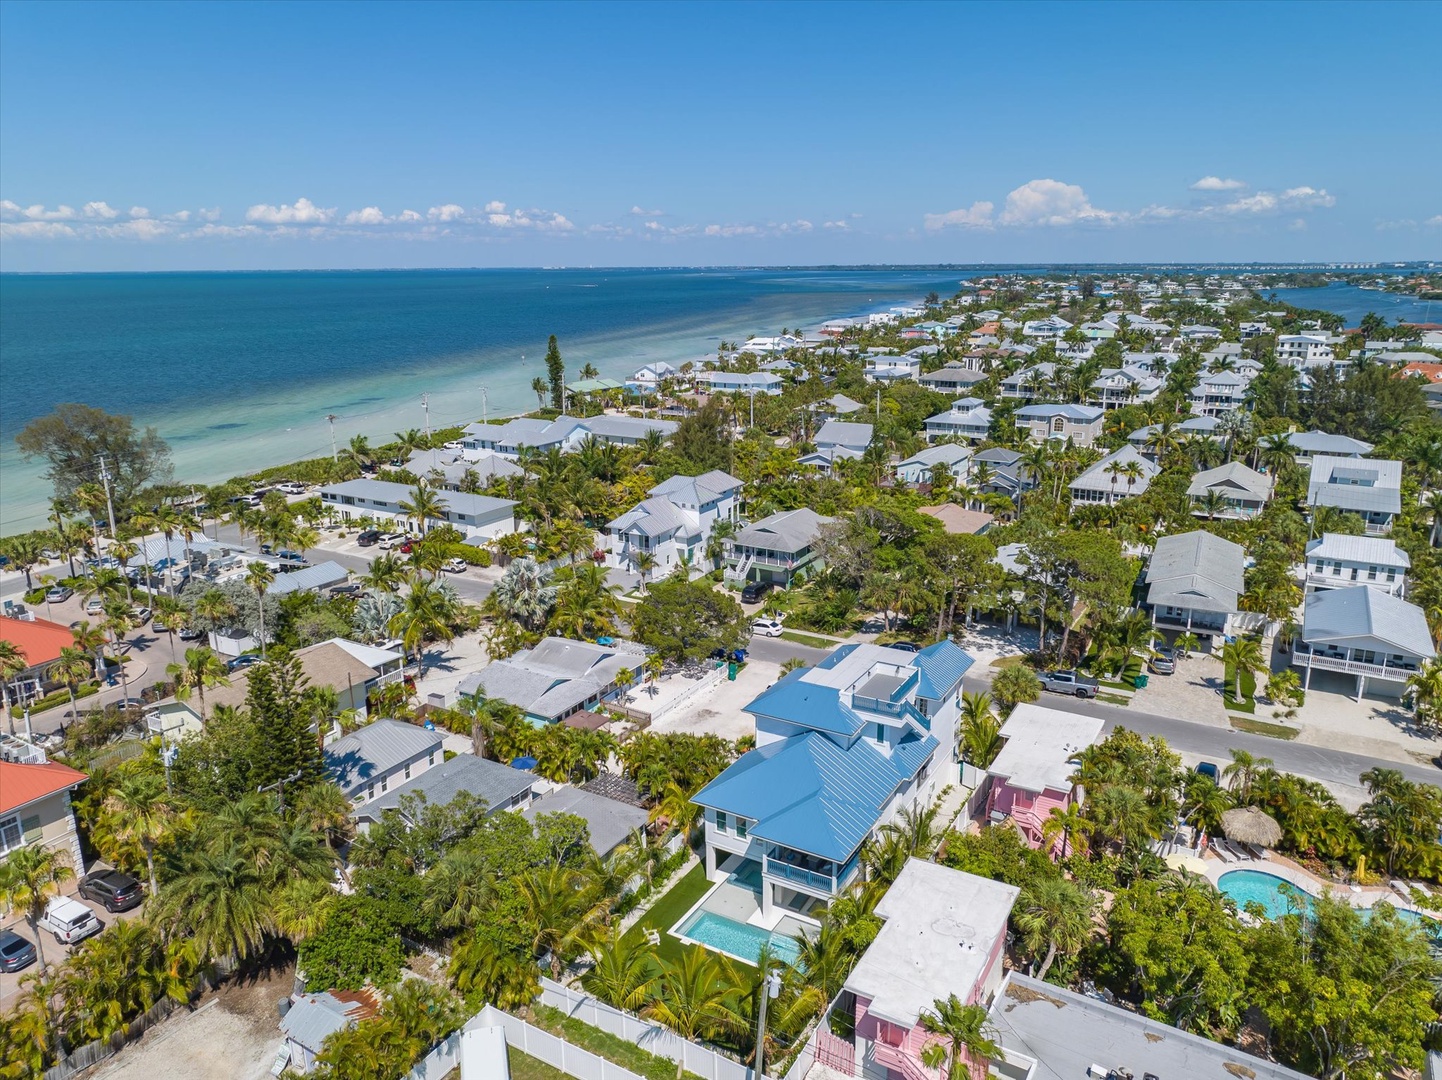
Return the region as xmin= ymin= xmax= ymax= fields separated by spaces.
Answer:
xmin=39 ymin=896 xmax=103 ymax=945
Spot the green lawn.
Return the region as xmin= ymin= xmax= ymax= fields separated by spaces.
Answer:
xmin=507 ymin=1049 xmax=569 ymax=1080
xmin=621 ymin=862 xmax=710 ymax=967
xmin=1095 ymin=692 xmax=1131 ymax=706
xmin=1230 ymin=717 xmax=1300 ymax=740
xmin=1222 ymin=663 xmax=1257 ymax=711
xmin=529 ymin=1004 xmax=705 ymax=1080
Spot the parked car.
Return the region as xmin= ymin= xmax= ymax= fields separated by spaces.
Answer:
xmin=441 ymin=558 xmax=468 ymax=574
xmin=38 ymin=897 xmax=103 ymax=946
xmin=44 ymin=585 xmax=74 ymax=603
xmin=85 ymin=597 xmax=105 ymax=616
xmin=276 ymin=482 xmax=307 ymax=495
xmin=886 ymin=641 xmax=921 ymax=653
xmin=1196 ymin=761 xmax=1220 ymax=782
xmin=275 ymin=549 xmax=305 ymax=562
xmin=0 ymin=929 xmax=37 ymax=974
xmin=355 ymin=529 xmax=381 ymax=547
xmin=228 ymin=494 xmax=262 ymax=508
xmin=78 ymin=869 xmax=145 ymax=912
xmin=377 ymin=533 xmax=406 ymax=550
xmin=179 ymin=627 xmax=205 ymax=641
xmin=751 ymin=617 xmax=785 ymax=638
xmin=228 ymin=654 xmax=263 ymax=673
xmin=740 ymin=580 xmax=773 ymax=604
xmin=1148 ymin=647 xmax=1176 ymax=675
xmin=129 ymin=606 xmax=152 ymax=624
xmin=328 ymin=583 xmax=363 ymax=598
xmin=1039 ymin=670 xmax=1100 ymax=698
xmin=399 ymin=541 xmax=414 ymax=554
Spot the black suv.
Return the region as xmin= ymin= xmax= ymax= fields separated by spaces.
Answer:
xmin=355 ymin=529 xmax=381 ymax=547
xmin=78 ymin=870 xmax=145 ymax=912
xmin=740 ymin=580 xmax=773 ymax=603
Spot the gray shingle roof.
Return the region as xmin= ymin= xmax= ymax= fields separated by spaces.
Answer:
xmin=1145 ymin=531 xmax=1246 ymax=613
xmin=353 ymin=753 xmax=535 ymax=823
xmin=607 ymin=496 xmax=695 ymax=538
xmin=325 ymin=719 xmax=443 ymax=793
xmin=648 ymin=469 xmax=743 ymax=505
xmin=1070 ymin=445 xmax=1159 ymax=494
xmin=1291 ymin=429 xmax=1374 ymax=456
xmin=1305 ymin=533 xmax=1410 ymax=568
xmin=267 ymin=560 xmax=350 ymax=595
xmin=1308 ymin=455 xmax=1402 ymax=514
xmin=1301 ymin=585 xmax=1436 ymax=659
xmin=1187 ymin=461 xmax=1272 ymax=501
xmin=814 ymin=420 xmax=874 ymax=450
xmin=1015 ymin=403 xmax=1105 ymax=422
xmin=457 ymin=637 xmax=631 ymax=721
xmin=732 ymin=508 xmax=833 ymax=554
xmin=523 ymin=786 xmax=648 ymax=856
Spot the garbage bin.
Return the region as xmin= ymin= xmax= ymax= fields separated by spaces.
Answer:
xmin=728 ymin=661 xmax=738 ymax=681
xmin=1133 ymin=674 xmax=1149 ymax=689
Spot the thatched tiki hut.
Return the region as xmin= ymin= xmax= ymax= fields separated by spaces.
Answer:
xmin=1221 ymin=806 xmax=1282 ymax=849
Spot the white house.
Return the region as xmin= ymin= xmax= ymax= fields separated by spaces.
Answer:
xmin=1188 ymin=461 xmax=1272 ymax=519
xmin=1014 ymin=403 xmax=1105 ymax=447
xmin=1307 ymin=455 xmax=1403 ymax=535
xmin=1294 ymin=586 xmax=1436 ymax=700
xmin=1088 ymin=366 xmax=1164 ymax=409
xmin=319 ymin=478 xmax=518 ymax=539
xmin=1145 ymin=531 xmax=1247 ymax=640
xmin=863 ymin=354 xmax=921 ymax=383
xmin=1290 ymin=429 xmax=1374 ymax=462
xmin=1277 ymin=333 xmax=1337 ymax=367
xmin=605 ymin=469 xmax=743 ymax=575
xmin=1303 ymin=533 xmax=1410 ymax=597
xmin=894 ymin=444 xmax=973 ymax=486
xmin=800 ymin=420 xmax=873 ymax=471
xmin=924 ymin=397 xmax=993 ymax=442
xmin=695 ymin=371 xmax=784 ymax=396
xmin=1129 ymin=414 xmax=1219 ymax=453
xmin=625 ymin=361 xmax=680 ymax=395
xmin=999 ymin=363 xmax=1056 ymax=400
xmin=1189 ymin=371 xmax=1251 ymax=415
xmin=325 ymin=719 xmax=444 ymax=805
xmin=460 ymin=414 xmax=677 ymax=458
xmin=918 ymin=362 xmax=989 ymax=395
xmin=1021 ymin=315 xmax=1072 ymax=340
xmin=1069 ymin=444 xmax=1159 ymax=506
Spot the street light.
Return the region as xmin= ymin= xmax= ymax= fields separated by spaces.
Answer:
xmin=753 ymin=969 xmax=782 ymax=1079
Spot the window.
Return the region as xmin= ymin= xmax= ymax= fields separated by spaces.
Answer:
xmin=875 ymin=723 xmax=886 ymax=744
xmin=1386 ymin=568 xmax=1397 ymax=582
xmin=736 ymin=817 xmax=748 ymax=839
xmin=1051 ymin=416 xmax=1065 ymax=434
xmin=1367 ymin=566 xmax=1378 ymax=580
xmin=0 ymin=815 xmax=21 ymax=855
xmin=428 ymin=751 xmax=436 ymax=766
xmin=380 ymin=776 xmax=389 ymax=793
xmin=404 ymin=763 xmax=412 ymax=780
xmin=714 ymin=811 xmax=730 ymax=834
xmin=366 ymin=783 xmax=375 ymax=801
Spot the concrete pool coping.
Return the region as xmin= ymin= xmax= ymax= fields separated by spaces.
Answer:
xmin=668 ymin=872 xmax=817 ymax=967
xmin=1201 ymin=850 xmax=1430 ymax=919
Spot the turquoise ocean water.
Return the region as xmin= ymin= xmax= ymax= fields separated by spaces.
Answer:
xmin=0 ymin=267 xmax=968 ymax=533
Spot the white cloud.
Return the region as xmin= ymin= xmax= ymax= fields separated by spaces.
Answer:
xmin=775 ymin=220 xmax=812 ymax=233
xmin=923 ymin=202 xmax=995 ymax=231
xmin=1281 ymin=186 xmax=1335 ymax=208
xmin=129 ymin=206 xmax=150 ymax=218
xmin=4 ymin=202 xmax=78 ymax=221
xmin=1428 ymin=215 xmax=1442 ymax=227
xmin=82 ymin=201 xmax=119 ymax=219
xmin=165 ymin=210 xmax=192 ymax=222
xmin=96 ymin=219 xmax=171 ymax=240
xmin=1191 ymin=176 xmax=1247 ymax=191
xmin=1221 ymin=192 xmax=1278 ymax=214
xmin=344 ymin=206 xmax=388 ymax=225
xmin=483 ymin=201 xmax=506 ymax=214
xmin=0 ymin=220 xmax=77 ymax=239
xmin=429 ymin=203 xmax=467 ymax=222
xmin=1000 ymin=179 xmax=1118 ymax=226
xmin=245 ymin=197 xmax=334 ymax=224
xmin=823 ymin=220 xmax=850 ymax=230
xmin=186 ymin=223 xmax=262 ymax=239
xmin=703 ymin=223 xmax=760 ymax=237
xmin=630 ymin=205 xmax=664 ymax=217
xmin=1287 ymin=218 xmax=1308 ymax=232
xmin=198 ymin=207 xmax=222 ymax=222
xmin=397 ymin=209 xmax=423 ymax=223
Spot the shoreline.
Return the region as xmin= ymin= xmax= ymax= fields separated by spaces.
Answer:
xmin=0 ymin=278 xmax=940 ymax=534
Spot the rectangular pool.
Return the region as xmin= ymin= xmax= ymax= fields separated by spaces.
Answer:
xmin=674 ymin=909 xmax=803 ymax=967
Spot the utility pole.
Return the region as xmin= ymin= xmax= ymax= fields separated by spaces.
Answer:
xmin=326 ymin=414 xmax=339 ymax=461
xmin=421 ymin=393 xmax=431 ymax=441
xmin=95 ymin=456 xmax=119 ymax=540
xmin=161 ymin=743 xmax=178 ymax=795
xmin=258 ymin=769 xmax=304 ymax=813
xmin=479 ymin=387 xmax=489 ymax=426
xmin=752 ymin=969 xmax=782 ymax=1079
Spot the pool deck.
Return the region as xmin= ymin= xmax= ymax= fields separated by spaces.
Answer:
xmin=1201 ymin=848 xmax=1430 ymax=918
xmin=667 ymin=871 xmax=817 ymax=966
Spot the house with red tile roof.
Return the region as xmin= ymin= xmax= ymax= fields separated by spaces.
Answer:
xmin=0 ymin=758 xmax=88 ymax=870
xmin=0 ymin=615 xmax=85 ymax=707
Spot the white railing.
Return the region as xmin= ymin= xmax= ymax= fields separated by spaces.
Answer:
xmin=0 ymin=734 xmax=47 ymax=764
xmin=1296 ymin=651 xmax=1417 ymax=680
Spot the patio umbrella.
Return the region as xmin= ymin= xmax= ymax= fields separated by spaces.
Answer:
xmin=1164 ymin=852 xmax=1209 ymax=876
xmin=1221 ymin=806 xmax=1282 ymax=848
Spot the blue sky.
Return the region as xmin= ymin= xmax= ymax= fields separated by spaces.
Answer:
xmin=2 ymin=1 xmax=1439 ymax=271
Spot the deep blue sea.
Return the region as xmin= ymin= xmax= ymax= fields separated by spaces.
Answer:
xmin=1268 ymin=282 xmax=1440 ymax=327
xmin=0 ymin=267 xmax=969 ymax=532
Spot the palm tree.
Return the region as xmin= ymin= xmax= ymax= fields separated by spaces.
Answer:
xmin=1219 ymin=635 xmax=1266 ymax=703
xmin=244 ymin=561 xmax=275 ymax=660
xmin=531 ymin=377 xmax=549 ymax=410
xmin=450 ymin=931 xmax=540 ymax=1011
xmin=1406 ymin=658 xmax=1442 ymax=729
xmin=387 ymin=577 xmax=455 ymax=673
xmin=643 ymin=947 xmax=734 ymax=1073
xmin=341 ymin=434 xmax=373 ymax=471
xmin=398 ymin=481 xmax=448 ymax=536
xmin=166 ymin=646 xmax=231 ymax=722
xmin=516 ymin=864 xmax=609 ymax=980
xmin=0 ymin=639 xmax=26 ymax=734
xmin=1041 ymin=801 xmax=1092 ymax=858
xmin=1181 ymin=774 xmax=1232 ymax=844
xmin=421 ymin=848 xmax=499 ymax=930
xmin=583 ymin=929 xmax=658 ymax=1010
xmin=363 ymin=552 xmax=407 ymax=593
xmin=51 ymin=646 xmax=95 ymax=715
xmin=918 ymin=994 xmax=1002 ymax=1080
xmin=1222 ymin=748 xmax=1273 ymax=801
xmin=1012 ymin=878 xmax=1095 ymax=981
xmin=392 ymin=427 xmax=426 ymax=458
xmin=0 ymin=844 xmax=74 ymax=973
xmin=1420 ymin=489 xmax=1442 ymax=548
xmin=1173 ymin=631 xmax=1200 ymax=659
xmin=153 ymin=845 xmax=271 ymax=962
xmin=294 ymin=782 xmax=355 ymax=853
xmin=193 ymin=587 xmax=237 ymax=633
xmin=1197 ymin=488 xmax=1229 ymax=521
xmin=3 ymin=533 xmax=47 ymax=590
xmin=103 ymin=772 xmax=176 ymax=897
xmin=633 ymin=550 xmax=658 ymax=593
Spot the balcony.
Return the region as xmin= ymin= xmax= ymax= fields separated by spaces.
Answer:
xmin=1305 ymin=568 xmax=1403 ymax=595
xmin=868 ymin=1041 xmax=936 ymax=1080
xmin=763 ymin=846 xmax=861 ymax=896
xmin=1294 ymin=649 xmax=1419 ymax=681
xmin=724 ymin=548 xmax=804 ymax=570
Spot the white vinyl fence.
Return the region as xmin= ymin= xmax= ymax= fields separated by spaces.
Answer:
xmin=539 ymin=978 xmax=765 ymax=1080
xmin=474 ymin=1005 xmax=647 ymax=1080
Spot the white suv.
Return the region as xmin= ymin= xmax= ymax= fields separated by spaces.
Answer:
xmin=39 ymin=896 xmax=103 ymax=946
xmin=376 ymin=533 xmax=407 ymax=550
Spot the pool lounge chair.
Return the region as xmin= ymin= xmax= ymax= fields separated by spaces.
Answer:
xmin=1210 ymin=839 xmax=1235 ymax=864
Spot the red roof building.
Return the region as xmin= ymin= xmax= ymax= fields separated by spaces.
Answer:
xmin=0 ymin=615 xmax=75 ymax=670
xmin=0 ymin=759 xmax=88 ymax=816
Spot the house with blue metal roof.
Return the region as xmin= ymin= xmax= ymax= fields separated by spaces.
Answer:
xmin=691 ymin=640 xmax=973 ymax=920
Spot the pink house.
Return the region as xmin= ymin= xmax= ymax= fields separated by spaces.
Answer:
xmin=984 ymin=703 xmax=1102 ymax=855
xmin=819 ymin=859 xmax=1018 ymax=1080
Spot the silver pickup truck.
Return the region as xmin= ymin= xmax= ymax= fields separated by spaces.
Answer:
xmin=1039 ymin=670 xmax=1100 ymax=698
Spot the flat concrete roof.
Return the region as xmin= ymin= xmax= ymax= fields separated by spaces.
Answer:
xmin=988 ymin=703 xmax=1104 ymax=794
xmin=844 ymin=859 xmax=1018 ymax=1028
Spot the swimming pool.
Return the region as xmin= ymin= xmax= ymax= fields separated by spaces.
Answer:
xmin=674 ymin=910 xmax=803 ymax=967
xmin=1218 ymin=869 xmax=1437 ymax=932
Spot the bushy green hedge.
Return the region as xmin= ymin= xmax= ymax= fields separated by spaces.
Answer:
xmin=30 ymin=681 xmax=101 ymax=713
xmin=444 ymin=543 xmax=492 ymax=567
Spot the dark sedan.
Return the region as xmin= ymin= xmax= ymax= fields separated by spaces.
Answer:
xmin=0 ymin=929 xmax=37 ymax=973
